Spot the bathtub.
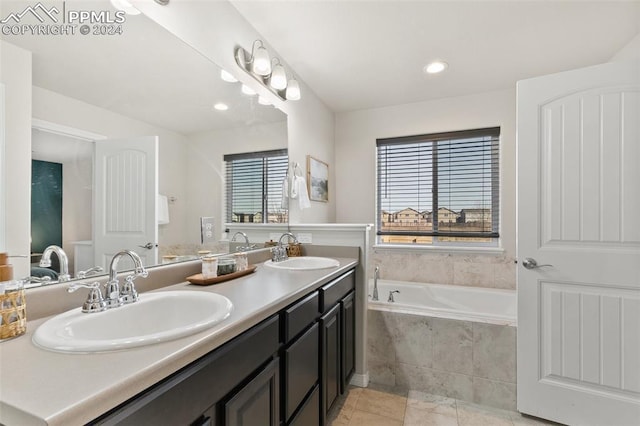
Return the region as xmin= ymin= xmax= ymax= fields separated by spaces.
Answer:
xmin=368 ymin=279 xmax=516 ymax=326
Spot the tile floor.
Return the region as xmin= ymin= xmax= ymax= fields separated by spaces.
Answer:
xmin=328 ymin=385 xmax=562 ymax=426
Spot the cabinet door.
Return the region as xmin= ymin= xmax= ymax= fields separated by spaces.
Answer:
xmin=224 ymin=358 xmax=280 ymax=426
xmin=341 ymin=291 xmax=355 ymax=392
xmin=320 ymin=304 xmax=341 ymax=423
xmin=285 ymin=323 xmax=319 ymax=421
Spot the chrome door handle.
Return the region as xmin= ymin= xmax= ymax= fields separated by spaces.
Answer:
xmin=522 ymin=257 xmax=553 ymax=270
xmin=138 ymin=242 xmax=158 ymax=250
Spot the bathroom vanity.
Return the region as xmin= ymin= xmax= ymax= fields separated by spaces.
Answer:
xmin=0 ymin=255 xmax=358 ymax=426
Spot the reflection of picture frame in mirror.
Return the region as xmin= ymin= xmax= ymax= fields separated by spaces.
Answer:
xmin=307 ymin=155 xmax=329 ymax=202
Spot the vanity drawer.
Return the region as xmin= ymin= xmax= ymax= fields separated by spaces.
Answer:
xmin=283 ymin=291 xmax=319 ymax=342
xmin=319 ymin=270 xmax=355 ymax=313
xmin=288 ymin=384 xmax=320 ymax=426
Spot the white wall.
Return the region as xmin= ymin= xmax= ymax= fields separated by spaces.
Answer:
xmin=335 ymin=88 xmax=517 ymax=289
xmin=133 ymin=0 xmax=336 ymax=224
xmin=610 ymin=32 xmax=640 ymax=62
xmin=0 ymin=41 xmax=31 ymax=278
xmin=32 ymin=86 xmax=190 ymax=248
xmin=186 ymin=121 xmax=287 ymax=246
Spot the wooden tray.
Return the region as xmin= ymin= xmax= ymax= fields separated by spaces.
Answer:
xmin=186 ymin=265 xmax=257 ymax=285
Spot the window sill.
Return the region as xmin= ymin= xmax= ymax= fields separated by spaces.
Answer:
xmin=372 ymin=244 xmax=505 ymax=255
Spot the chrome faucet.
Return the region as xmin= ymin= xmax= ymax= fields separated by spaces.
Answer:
xmin=372 ymin=266 xmax=380 ymax=301
xmin=271 ymin=232 xmax=298 ymax=262
xmin=105 ymin=250 xmax=148 ymax=308
xmin=388 ymin=290 xmax=400 ymax=303
xmin=39 ymin=245 xmax=71 ymax=282
xmin=231 ymin=231 xmax=255 ymax=251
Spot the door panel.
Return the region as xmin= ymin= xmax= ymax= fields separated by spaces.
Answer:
xmin=94 ymin=136 xmax=158 ymax=269
xmin=517 ymin=60 xmax=640 ymax=426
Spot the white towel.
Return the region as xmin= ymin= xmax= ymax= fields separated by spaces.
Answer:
xmin=157 ymin=194 xmax=170 ymax=225
xmin=281 ymin=176 xmax=289 ymax=209
xmin=292 ymin=175 xmax=311 ymax=209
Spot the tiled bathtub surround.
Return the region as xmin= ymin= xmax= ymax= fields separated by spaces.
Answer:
xmin=368 ymin=310 xmax=517 ymax=411
xmin=370 ymin=251 xmax=516 ymax=290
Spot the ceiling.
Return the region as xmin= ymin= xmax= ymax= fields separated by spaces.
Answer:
xmin=0 ymin=0 xmax=285 ymax=135
xmin=231 ymin=0 xmax=640 ymax=112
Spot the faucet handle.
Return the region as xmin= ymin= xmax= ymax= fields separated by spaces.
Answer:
xmin=121 ymin=276 xmax=139 ymax=304
xmin=68 ymin=282 xmax=107 ymax=313
xmin=77 ymin=266 xmax=104 ymax=279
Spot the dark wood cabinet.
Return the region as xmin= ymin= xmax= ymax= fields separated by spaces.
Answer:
xmin=284 ymin=323 xmax=319 ymax=422
xmin=341 ymin=291 xmax=355 ymax=392
xmin=321 ymin=303 xmax=341 ymax=421
xmin=224 ymin=358 xmax=279 ymax=426
xmin=319 ymin=271 xmax=356 ymax=425
xmin=91 ymin=267 xmax=356 ymax=426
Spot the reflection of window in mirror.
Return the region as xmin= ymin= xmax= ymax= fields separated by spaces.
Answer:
xmin=224 ymin=149 xmax=288 ymax=224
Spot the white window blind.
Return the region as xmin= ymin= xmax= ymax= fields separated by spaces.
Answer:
xmin=377 ymin=128 xmax=500 ymax=245
xmin=224 ymin=149 xmax=288 ymax=224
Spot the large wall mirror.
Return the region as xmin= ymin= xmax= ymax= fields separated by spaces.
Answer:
xmin=0 ymin=0 xmax=288 ymax=285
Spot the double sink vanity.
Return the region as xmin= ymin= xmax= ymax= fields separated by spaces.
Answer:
xmin=0 ymin=248 xmax=359 ymax=425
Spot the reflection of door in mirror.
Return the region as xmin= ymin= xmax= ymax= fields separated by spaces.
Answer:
xmin=94 ymin=136 xmax=159 ymax=271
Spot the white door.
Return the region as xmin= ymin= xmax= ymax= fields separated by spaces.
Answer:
xmin=93 ymin=136 xmax=159 ymax=271
xmin=517 ymin=60 xmax=640 ymax=426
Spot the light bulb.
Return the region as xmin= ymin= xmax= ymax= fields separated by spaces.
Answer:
xmin=270 ymin=63 xmax=287 ymax=90
xmin=252 ymin=45 xmax=271 ymax=76
xmin=241 ymin=84 xmax=256 ymax=96
xmin=286 ymin=79 xmax=301 ymax=101
xmin=220 ymin=69 xmax=237 ymax=83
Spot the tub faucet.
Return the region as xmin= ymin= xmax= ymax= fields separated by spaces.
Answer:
xmin=105 ymin=250 xmax=148 ymax=308
xmin=388 ymin=290 xmax=400 ymax=303
xmin=372 ymin=266 xmax=380 ymax=301
xmin=39 ymin=245 xmax=71 ymax=282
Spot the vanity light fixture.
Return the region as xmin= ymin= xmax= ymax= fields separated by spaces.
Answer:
xmin=235 ymin=40 xmax=301 ymax=102
xmin=424 ymin=61 xmax=448 ymax=74
xmin=220 ymin=69 xmax=238 ymax=83
xmin=110 ymin=0 xmax=141 ymax=15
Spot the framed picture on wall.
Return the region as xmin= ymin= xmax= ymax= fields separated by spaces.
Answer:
xmin=307 ymin=155 xmax=329 ymax=202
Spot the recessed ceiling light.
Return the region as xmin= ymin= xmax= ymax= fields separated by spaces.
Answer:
xmin=241 ymin=84 xmax=256 ymax=96
xmin=220 ymin=69 xmax=238 ymax=83
xmin=424 ymin=61 xmax=448 ymax=74
xmin=214 ymin=103 xmax=229 ymax=111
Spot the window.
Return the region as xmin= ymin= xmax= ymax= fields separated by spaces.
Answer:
xmin=224 ymin=149 xmax=288 ymax=224
xmin=377 ymin=128 xmax=500 ymax=246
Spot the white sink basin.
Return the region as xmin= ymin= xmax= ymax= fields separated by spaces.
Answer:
xmin=33 ymin=291 xmax=233 ymax=353
xmin=264 ymin=256 xmax=340 ymax=271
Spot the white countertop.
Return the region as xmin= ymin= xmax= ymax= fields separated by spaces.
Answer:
xmin=0 ymin=257 xmax=358 ymax=426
